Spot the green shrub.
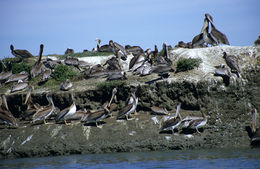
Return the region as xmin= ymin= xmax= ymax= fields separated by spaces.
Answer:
xmin=176 ymin=58 xmax=202 ymax=72
xmin=11 ymin=62 xmax=32 ymax=74
xmin=52 ymin=64 xmax=79 ymax=82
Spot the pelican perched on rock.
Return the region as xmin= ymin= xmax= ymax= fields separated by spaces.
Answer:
xmin=151 ymin=106 xmax=169 ymax=115
xmin=157 ymin=43 xmax=172 ymax=65
xmin=96 ymin=38 xmax=113 ymax=52
xmin=214 ymin=64 xmax=231 ymax=86
xmin=32 ymin=94 xmax=55 ymax=124
xmin=205 ymin=13 xmax=230 ymax=45
xmin=10 ymin=80 xmax=28 ymax=93
xmin=103 ymin=56 xmax=122 ymax=71
xmin=202 ymin=18 xmax=218 ymax=46
xmin=251 ymin=108 xmax=260 ymax=146
xmin=10 ymin=45 xmax=33 ymax=58
xmin=0 ymin=71 xmax=12 ymax=83
xmin=43 ymin=57 xmax=61 ymax=69
xmin=31 ymin=44 xmax=45 ymax=78
xmin=60 ymin=79 xmax=73 ymax=91
xmin=160 ymin=103 xmax=182 ymax=133
xmin=125 ymin=45 xmax=143 ymax=56
xmin=23 ymin=86 xmax=41 ymax=120
xmin=223 ymin=52 xmax=240 ymax=77
xmin=117 ymin=91 xmax=138 ymax=120
xmin=192 ymin=14 xmax=217 ymax=47
xmin=64 ymin=56 xmax=79 ymax=66
xmin=0 ymin=94 xmax=18 ymax=127
xmin=5 ymin=71 xmax=28 ymax=84
xmin=107 ymin=71 xmax=127 ymax=81
xmin=187 ymin=107 xmax=207 ymax=133
xmin=81 ymin=102 xmax=110 ymax=128
xmin=109 ymin=40 xmax=128 ymax=61
xmin=55 ymin=94 xmax=77 ymax=125
xmin=41 ymin=69 xmax=52 ymax=82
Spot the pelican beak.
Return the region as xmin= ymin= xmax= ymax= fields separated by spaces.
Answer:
xmin=114 ymin=95 xmax=118 ymax=103
xmin=25 ymin=88 xmax=32 ymax=104
xmin=2 ymin=95 xmax=9 ymax=111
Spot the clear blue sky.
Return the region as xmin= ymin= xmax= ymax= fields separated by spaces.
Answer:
xmin=0 ymin=0 xmax=259 ymax=59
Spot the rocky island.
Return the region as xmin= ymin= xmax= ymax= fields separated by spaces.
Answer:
xmin=0 ymin=44 xmax=259 ymax=159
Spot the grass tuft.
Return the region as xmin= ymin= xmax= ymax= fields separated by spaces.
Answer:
xmin=52 ymin=64 xmax=80 ymax=82
xmin=176 ymin=58 xmax=202 ymax=72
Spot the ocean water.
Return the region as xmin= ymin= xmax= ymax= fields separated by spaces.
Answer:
xmin=1 ymin=148 xmax=260 ymax=169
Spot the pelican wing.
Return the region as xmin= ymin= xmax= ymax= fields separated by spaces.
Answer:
xmin=117 ymin=103 xmax=134 ymax=118
xmin=55 ymin=107 xmax=69 ymax=122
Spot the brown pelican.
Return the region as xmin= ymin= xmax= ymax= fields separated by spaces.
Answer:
xmin=205 ymin=13 xmax=230 ymax=45
xmin=0 ymin=71 xmax=12 ymax=82
xmin=223 ymin=52 xmax=240 ymax=77
xmin=103 ymin=57 xmax=122 ymax=71
xmin=43 ymin=57 xmax=61 ymax=69
xmin=0 ymin=95 xmax=18 ymax=127
xmin=10 ymin=80 xmax=28 ymax=93
xmin=55 ymin=94 xmax=77 ymax=125
xmin=81 ymin=102 xmax=110 ymax=128
xmin=125 ymin=45 xmax=143 ymax=56
xmin=32 ymin=94 xmax=55 ymax=124
xmin=187 ymin=107 xmax=207 ymax=133
xmin=150 ymin=106 xmax=169 ymax=115
xmin=107 ymin=71 xmax=127 ymax=81
xmin=254 ymin=36 xmax=260 ymax=46
xmin=64 ymin=56 xmax=79 ymax=66
xmin=109 ymin=40 xmax=128 ymax=61
xmin=31 ymin=44 xmax=45 ymax=78
xmin=202 ymin=19 xmax=218 ymax=46
xmin=214 ymin=64 xmax=231 ymax=86
xmin=65 ymin=48 xmax=74 ymax=54
xmin=156 ymin=42 xmax=172 ymax=65
xmin=10 ymin=45 xmax=33 ymax=58
xmin=129 ymin=50 xmax=148 ymax=70
xmin=23 ymin=86 xmax=41 ymax=120
xmin=60 ymin=79 xmax=73 ymax=91
xmin=117 ymin=91 xmax=138 ymax=120
xmin=41 ymin=69 xmax=52 ymax=82
xmin=192 ymin=15 xmax=217 ymax=47
xmin=251 ymin=108 xmax=260 ymax=146
xmin=64 ymin=108 xmax=87 ymax=122
xmin=108 ymin=87 xmax=118 ymax=107
xmin=5 ymin=71 xmax=28 ymax=83
xmin=96 ymin=38 xmax=113 ymax=52
xmin=161 ymin=103 xmax=182 ymax=133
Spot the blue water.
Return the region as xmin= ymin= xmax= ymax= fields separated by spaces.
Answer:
xmin=1 ymin=148 xmax=260 ymax=169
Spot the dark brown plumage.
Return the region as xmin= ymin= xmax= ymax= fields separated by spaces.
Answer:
xmin=10 ymin=45 xmax=33 ymax=58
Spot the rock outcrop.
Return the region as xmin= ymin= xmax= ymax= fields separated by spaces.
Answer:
xmin=0 ymin=46 xmax=260 ymax=159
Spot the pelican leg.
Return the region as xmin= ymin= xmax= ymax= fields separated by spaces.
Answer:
xmin=65 ymin=120 xmax=71 ymax=126
xmin=196 ymin=127 xmax=201 ymax=134
xmin=44 ymin=119 xmax=52 ymax=125
xmin=96 ymin=121 xmax=102 ymax=128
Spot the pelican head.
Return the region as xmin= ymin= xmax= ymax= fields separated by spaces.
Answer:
xmin=205 ymin=13 xmax=213 ymax=23
xmin=163 ymin=42 xmax=168 ymax=48
xmin=109 ymin=40 xmax=114 ymax=46
xmin=10 ymin=45 xmax=14 ymax=51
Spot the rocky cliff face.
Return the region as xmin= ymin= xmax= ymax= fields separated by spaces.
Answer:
xmin=1 ymin=46 xmax=259 ymax=159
